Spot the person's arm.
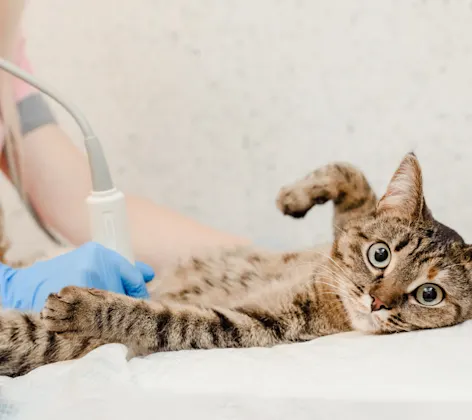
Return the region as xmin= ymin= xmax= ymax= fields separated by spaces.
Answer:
xmin=9 ymin=123 xmax=250 ymax=273
xmin=3 ymin=35 xmax=249 ymax=273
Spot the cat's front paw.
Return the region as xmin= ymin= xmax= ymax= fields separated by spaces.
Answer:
xmin=41 ymin=286 xmax=107 ymax=336
xmin=276 ymin=182 xmax=332 ymax=218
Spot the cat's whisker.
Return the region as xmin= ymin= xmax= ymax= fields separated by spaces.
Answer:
xmin=312 ymin=264 xmax=348 ymax=283
xmin=288 ymin=261 xmax=351 ymax=290
xmin=289 ymin=260 xmax=352 ymax=288
xmin=314 ymin=264 xmax=359 ymax=292
xmin=308 ymin=264 xmax=363 ymax=302
xmin=310 ymin=250 xmax=351 ymax=277
xmin=311 ymin=265 xmax=349 ymax=283
xmin=284 ymin=261 xmax=356 ymax=303
xmin=315 ymin=269 xmax=354 ymax=293
xmin=306 ymin=250 xmax=365 ymax=291
xmin=313 ymin=280 xmax=346 ymax=293
xmin=332 ymin=223 xmax=344 ymax=234
xmin=285 ymin=253 xmax=350 ymax=280
xmin=312 ymin=280 xmax=357 ymax=303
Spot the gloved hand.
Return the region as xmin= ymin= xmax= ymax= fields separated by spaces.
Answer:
xmin=0 ymin=242 xmax=155 ymax=312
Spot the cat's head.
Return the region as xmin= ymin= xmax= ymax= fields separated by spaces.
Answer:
xmin=333 ymin=153 xmax=472 ymax=334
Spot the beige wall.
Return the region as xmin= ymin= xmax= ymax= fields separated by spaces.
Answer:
xmin=3 ymin=0 xmax=472 ymax=258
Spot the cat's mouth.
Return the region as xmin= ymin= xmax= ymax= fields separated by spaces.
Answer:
xmin=349 ymin=310 xmax=378 ymax=333
xmin=343 ymin=293 xmax=388 ymax=333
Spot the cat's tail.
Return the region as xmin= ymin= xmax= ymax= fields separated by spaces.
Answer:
xmin=0 ymin=309 xmax=104 ymax=377
xmin=276 ymin=162 xmax=377 ymax=231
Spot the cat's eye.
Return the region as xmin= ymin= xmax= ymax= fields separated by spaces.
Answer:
xmin=367 ymin=243 xmax=391 ymax=269
xmin=414 ymin=283 xmax=444 ymax=306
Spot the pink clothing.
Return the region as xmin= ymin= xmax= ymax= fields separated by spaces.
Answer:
xmin=0 ymin=34 xmax=38 ymax=145
xmin=11 ymin=34 xmax=37 ymax=102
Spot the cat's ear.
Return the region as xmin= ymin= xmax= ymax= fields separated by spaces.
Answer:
xmin=460 ymin=245 xmax=472 ymax=269
xmin=376 ymin=153 xmax=432 ymax=220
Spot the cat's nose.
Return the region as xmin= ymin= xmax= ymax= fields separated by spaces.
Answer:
xmin=370 ymin=295 xmax=389 ymax=312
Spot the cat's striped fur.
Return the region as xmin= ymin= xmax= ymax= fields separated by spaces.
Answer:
xmin=2 ymin=153 xmax=472 ymax=378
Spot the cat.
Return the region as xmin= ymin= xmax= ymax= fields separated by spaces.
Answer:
xmin=1 ymin=152 xmax=471 ymax=378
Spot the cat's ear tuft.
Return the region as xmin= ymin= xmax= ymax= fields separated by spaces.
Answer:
xmin=461 ymin=245 xmax=472 ymax=267
xmin=377 ymin=153 xmax=431 ymax=220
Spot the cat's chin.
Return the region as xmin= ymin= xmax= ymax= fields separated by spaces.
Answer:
xmin=348 ymin=311 xmax=379 ymax=333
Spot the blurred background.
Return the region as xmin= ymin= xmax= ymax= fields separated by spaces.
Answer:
xmin=3 ymin=0 xmax=472 ymax=257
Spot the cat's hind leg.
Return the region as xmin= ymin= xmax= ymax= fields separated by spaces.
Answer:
xmin=276 ymin=162 xmax=377 ymax=231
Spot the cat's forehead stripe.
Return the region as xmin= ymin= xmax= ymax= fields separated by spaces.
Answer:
xmin=394 ymin=236 xmax=410 ymax=252
xmin=427 ymin=267 xmax=439 ymax=280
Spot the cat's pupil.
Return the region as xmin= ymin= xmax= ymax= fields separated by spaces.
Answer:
xmin=422 ymin=286 xmax=437 ymax=302
xmin=374 ymin=248 xmax=389 ymax=262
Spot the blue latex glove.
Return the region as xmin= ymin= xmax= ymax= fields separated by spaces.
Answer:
xmin=0 ymin=242 xmax=155 ymax=312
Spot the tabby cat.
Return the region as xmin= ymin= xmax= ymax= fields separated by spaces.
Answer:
xmin=1 ymin=152 xmax=472 ymax=378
